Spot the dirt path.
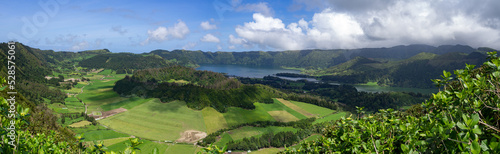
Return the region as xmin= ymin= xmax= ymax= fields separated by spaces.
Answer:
xmin=90 ymin=107 xmax=128 ymax=120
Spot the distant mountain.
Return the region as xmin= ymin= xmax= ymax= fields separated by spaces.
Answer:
xmin=151 ymin=49 xmax=347 ymax=69
xmin=346 ymin=44 xmax=475 ymax=60
xmin=317 ymin=51 xmax=489 ymax=88
xmin=78 ymin=53 xmax=171 ymax=72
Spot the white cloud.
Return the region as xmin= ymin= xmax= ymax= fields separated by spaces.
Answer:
xmin=217 ymin=45 xmax=222 ymax=50
xmin=235 ymin=10 xmax=364 ymax=50
xmin=201 ymin=34 xmax=220 ymax=43
xmin=183 ymin=42 xmax=197 ymax=49
xmin=71 ymin=41 xmax=89 ymax=50
xmin=229 ymin=34 xmax=253 ymax=48
xmin=201 ymin=21 xmax=217 ymax=30
xmin=235 ymin=2 xmax=274 ymax=17
xmin=234 ymin=1 xmax=500 ymax=50
xmin=142 ymin=20 xmax=190 ymax=45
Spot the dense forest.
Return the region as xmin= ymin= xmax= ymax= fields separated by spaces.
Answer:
xmin=317 ymin=52 xmax=488 ymax=88
xmin=114 ymin=65 xmax=284 ymax=112
xmin=238 ymin=76 xmax=427 ymax=112
xmin=79 ymin=53 xmax=171 ymax=73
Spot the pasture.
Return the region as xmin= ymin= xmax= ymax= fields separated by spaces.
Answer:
xmin=313 ymin=112 xmax=348 ymax=124
xmin=99 ymin=100 xmax=207 ymax=141
xmin=201 ymin=107 xmax=229 ymax=133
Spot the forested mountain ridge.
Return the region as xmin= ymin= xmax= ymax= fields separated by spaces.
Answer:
xmin=151 ymin=44 xmax=482 ymax=69
xmin=151 ymin=49 xmax=347 ymax=69
xmin=78 ymin=53 xmax=171 ymax=72
xmin=0 ymin=43 xmax=52 ymax=83
xmin=317 ymin=51 xmax=489 ymax=88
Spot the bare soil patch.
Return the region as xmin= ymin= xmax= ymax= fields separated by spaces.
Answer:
xmin=175 ymin=130 xmax=207 ymax=143
xmin=89 ymin=107 xmax=127 ymax=120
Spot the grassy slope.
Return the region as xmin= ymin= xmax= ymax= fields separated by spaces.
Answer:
xmin=222 ymin=103 xmax=276 ymax=127
xmin=99 ymin=100 xmax=206 ymax=141
xmin=229 ymin=126 xmax=297 ymax=141
xmin=313 ymin=112 xmax=348 ymax=124
xmin=82 ymin=130 xmax=130 ymax=141
xmin=288 ymin=100 xmax=334 ymax=117
xmin=201 ymin=107 xmax=229 ymax=134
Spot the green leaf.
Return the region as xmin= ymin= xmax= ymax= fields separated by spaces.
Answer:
xmin=471 ymin=141 xmax=480 ymax=154
xmin=481 ymin=141 xmax=489 ymax=151
xmin=493 ymin=71 xmax=500 ymax=78
xmin=471 ymin=113 xmax=479 ymax=126
xmin=457 ymin=122 xmax=468 ymax=130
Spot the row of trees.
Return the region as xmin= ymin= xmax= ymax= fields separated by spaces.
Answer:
xmin=199 ymin=118 xmax=316 ymax=146
xmin=132 ymin=65 xmax=242 ymax=90
xmin=17 ymin=81 xmax=67 ymax=105
xmin=227 ymin=130 xmax=311 ymax=151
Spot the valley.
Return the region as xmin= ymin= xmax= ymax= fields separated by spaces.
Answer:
xmin=0 ymin=42 xmax=498 ymax=153
xmin=45 ymin=67 xmax=343 ymax=153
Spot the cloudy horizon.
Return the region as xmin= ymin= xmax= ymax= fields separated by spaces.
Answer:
xmin=1 ymin=0 xmax=500 ymax=52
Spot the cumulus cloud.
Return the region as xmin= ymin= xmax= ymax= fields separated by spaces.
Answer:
xmin=201 ymin=34 xmax=220 ymax=43
xmin=71 ymin=41 xmax=89 ymax=50
xmin=183 ymin=42 xmax=197 ymax=49
xmin=142 ymin=20 xmax=190 ymax=45
xmin=234 ymin=0 xmax=500 ymax=50
xmin=201 ymin=21 xmax=217 ymax=30
xmin=235 ymin=2 xmax=274 ymax=17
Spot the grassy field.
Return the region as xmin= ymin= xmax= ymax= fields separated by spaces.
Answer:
xmin=100 ymin=97 xmax=153 ymax=111
xmin=165 ymin=144 xmax=199 ymax=154
xmin=252 ymin=148 xmax=284 ymax=154
xmin=275 ymin=98 xmax=314 ymax=117
xmin=267 ymin=111 xmax=299 ymax=122
xmin=107 ymin=139 xmax=170 ymax=154
xmin=69 ymin=121 xmax=91 ymax=127
xmin=82 ymin=130 xmax=130 ymax=141
xmin=49 ymin=96 xmax=85 ymax=114
xmin=223 ymin=103 xmax=276 ymax=127
xmin=263 ymin=99 xmax=308 ymax=120
xmin=201 ymin=107 xmax=229 ymax=133
xmin=313 ymin=112 xmax=348 ymax=124
xmin=99 ymin=100 xmax=207 ymax=141
xmin=228 ymin=126 xmax=297 ymax=141
xmin=288 ymin=100 xmax=334 ymax=117
xmin=85 ymin=137 xmax=130 ymax=148
xmin=215 ymin=133 xmax=233 ymax=147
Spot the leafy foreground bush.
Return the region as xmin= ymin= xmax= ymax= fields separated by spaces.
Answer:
xmin=280 ymin=52 xmax=500 ymax=153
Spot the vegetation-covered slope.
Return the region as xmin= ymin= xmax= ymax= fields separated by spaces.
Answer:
xmin=318 ymin=51 xmax=488 ymax=88
xmin=79 ymin=53 xmax=171 ymax=72
xmin=283 ymin=52 xmax=500 ymax=153
xmin=114 ymin=65 xmax=284 ymax=112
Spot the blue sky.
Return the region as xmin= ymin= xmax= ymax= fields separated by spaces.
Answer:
xmin=2 ymin=0 xmax=500 ymax=53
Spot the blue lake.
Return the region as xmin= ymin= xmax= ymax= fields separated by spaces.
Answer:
xmin=197 ymin=64 xmax=437 ymax=94
xmin=196 ymin=64 xmax=301 ymax=78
